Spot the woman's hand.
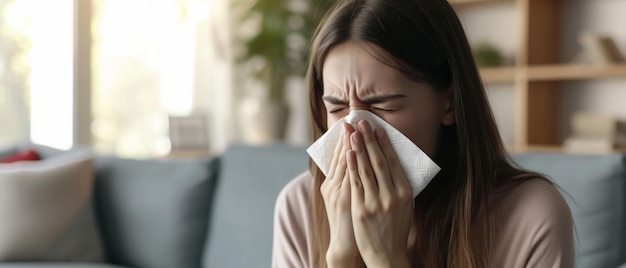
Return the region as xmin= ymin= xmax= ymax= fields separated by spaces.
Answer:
xmin=347 ymin=120 xmax=413 ymax=268
xmin=321 ymin=122 xmax=359 ymax=267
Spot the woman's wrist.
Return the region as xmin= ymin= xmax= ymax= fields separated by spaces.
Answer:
xmin=326 ymin=255 xmax=357 ymax=268
xmin=326 ymin=247 xmax=357 ymax=268
xmin=362 ymin=252 xmax=411 ymax=268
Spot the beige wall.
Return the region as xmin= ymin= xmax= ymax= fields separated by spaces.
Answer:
xmin=458 ymin=0 xmax=626 ymax=145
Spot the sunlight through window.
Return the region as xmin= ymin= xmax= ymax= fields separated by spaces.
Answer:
xmin=92 ymin=0 xmax=212 ymax=158
xmin=29 ymin=0 xmax=73 ymax=150
xmin=0 ymin=0 xmax=73 ymax=150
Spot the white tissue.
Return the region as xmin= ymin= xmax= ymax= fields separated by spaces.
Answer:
xmin=306 ymin=110 xmax=441 ymax=198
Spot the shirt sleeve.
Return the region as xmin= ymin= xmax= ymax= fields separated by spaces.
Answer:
xmin=523 ymin=180 xmax=575 ymax=268
xmin=272 ymin=173 xmax=314 ymax=268
xmin=493 ymin=178 xmax=575 ymax=268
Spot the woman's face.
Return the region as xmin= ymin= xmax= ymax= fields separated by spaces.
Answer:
xmin=322 ymin=41 xmax=455 ymax=157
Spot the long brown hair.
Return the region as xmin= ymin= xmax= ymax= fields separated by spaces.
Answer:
xmin=306 ymin=0 xmax=531 ymax=267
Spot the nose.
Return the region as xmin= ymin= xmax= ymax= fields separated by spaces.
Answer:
xmin=349 ymin=103 xmax=369 ymax=111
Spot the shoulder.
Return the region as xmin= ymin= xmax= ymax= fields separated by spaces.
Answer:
xmin=272 ymin=171 xmax=315 ymax=268
xmin=492 ymin=178 xmax=575 ymax=267
xmin=274 ymin=171 xmax=315 ymax=231
xmin=275 ymin=171 xmax=313 ymax=212
xmin=495 ymin=178 xmax=572 ymax=226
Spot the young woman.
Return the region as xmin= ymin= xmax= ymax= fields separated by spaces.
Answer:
xmin=272 ymin=0 xmax=574 ymax=267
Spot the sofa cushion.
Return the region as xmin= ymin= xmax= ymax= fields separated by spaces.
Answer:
xmin=511 ymin=153 xmax=626 ymax=268
xmin=94 ymin=155 xmax=219 ymax=268
xmin=0 ymin=149 xmax=105 ymax=262
xmin=202 ymin=144 xmax=309 ymax=268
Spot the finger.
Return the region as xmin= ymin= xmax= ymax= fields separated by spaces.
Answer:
xmin=333 ymin=123 xmax=356 ymax=185
xmin=339 ymin=123 xmax=356 ymax=171
xmin=375 ymin=127 xmax=412 ymax=197
xmin=340 ymin=171 xmax=351 ymax=202
xmin=350 ymin=130 xmax=378 ymax=203
xmin=347 ymin=149 xmax=364 ymax=208
xmin=357 ymin=120 xmax=393 ymax=196
xmin=327 ymin=123 xmax=354 ymax=178
xmin=343 ymin=122 xmax=356 ymax=148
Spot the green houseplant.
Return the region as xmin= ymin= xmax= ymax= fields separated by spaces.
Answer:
xmin=235 ymin=0 xmax=332 ymax=143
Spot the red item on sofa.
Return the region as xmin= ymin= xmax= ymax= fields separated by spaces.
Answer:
xmin=0 ymin=149 xmax=41 ymax=163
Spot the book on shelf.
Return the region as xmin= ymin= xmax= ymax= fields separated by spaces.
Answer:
xmin=564 ymin=112 xmax=626 ymax=153
xmin=571 ymin=112 xmax=617 ymax=139
xmin=578 ymin=32 xmax=625 ymax=65
xmin=564 ymin=137 xmax=613 ymax=154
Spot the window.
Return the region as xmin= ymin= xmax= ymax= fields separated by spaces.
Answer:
xmin=0 ymin=0 xmax=73 ymax=149
xmin=91 ymin=0 xmax=222 ymax=158
xmin=1 ymin=0 xmax=232 ymax=156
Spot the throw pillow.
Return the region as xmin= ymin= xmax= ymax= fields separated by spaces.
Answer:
xmin=0 ymin=150 xmax=105 ymax=262
xmin=0 ymin=149 xmax=40 ymax=163
xmin=94 ymin=155 xmax=219 ymax=268
xmin=202 ymin=144 xmax=309 ymax=268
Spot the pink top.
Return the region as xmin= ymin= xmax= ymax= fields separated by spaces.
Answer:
xmin=272 ymin=172 xmax=575 ymax=268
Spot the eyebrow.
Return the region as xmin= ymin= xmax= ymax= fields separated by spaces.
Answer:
xmin=322 ymin=94 xmax=407 ymax=105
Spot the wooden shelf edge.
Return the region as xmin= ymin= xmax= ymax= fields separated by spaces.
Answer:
xmin=480 ymin=66 xmax=517 ymax=83
xmin=506 ymin=145 xmax=626 ymax=154
xmin=479 ymin=64 xmax=626 ymax=83
xmin=449 ymin=0 xmax=514 ymax=8
xmin=527 ymin=64 xmax=626 ymax=81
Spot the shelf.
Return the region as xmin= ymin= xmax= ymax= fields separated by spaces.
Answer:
xmin=479 ymin=64 xmax=626 ymax=84
xmin=527 ymin=64 xmax=626 ymax=81
xmin=480 ymin=66 xmax=516 ymax=83
xmin=457 ymin=1 xmax=626 ymax=151
xmin=507 ymin=145 xmax=626 ymax=154
xmin=449 ymin=0 xmax=513 ymax=8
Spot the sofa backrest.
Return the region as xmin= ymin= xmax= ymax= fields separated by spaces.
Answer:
xmin=202 ymin=144 xmax=309 ymax=268
xmin=202 ymin=146 xmax=626 ymax=268
xmin=512 ymin=153 xmax=626 ymax=268
xmin=94 ymin=155 xmax=219 ymax=268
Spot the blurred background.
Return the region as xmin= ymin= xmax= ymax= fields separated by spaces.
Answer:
xmin=1 ymin=0 xmax=625 ymax=158
xmin=0 ymin=0 xmax=331 ymax=158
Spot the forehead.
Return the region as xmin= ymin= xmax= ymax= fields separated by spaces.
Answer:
xmin=321 ymin=41 xmax=416 ymax=97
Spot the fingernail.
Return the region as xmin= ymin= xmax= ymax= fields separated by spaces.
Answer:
xmin=346 ymin=150 xmax=356 ymax=163
xmin=358 ymin=120 xmax=370 ymax=133
xmin=352 ymin=132 xmax=362 ymax=144
xmin=375 ymin=128 xmax=385 ymax=139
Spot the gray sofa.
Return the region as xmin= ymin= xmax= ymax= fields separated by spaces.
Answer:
xmin=0 ymin=144 xmax=625 ymax=268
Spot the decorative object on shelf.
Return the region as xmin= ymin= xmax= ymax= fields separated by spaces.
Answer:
xmin=472 ymin=40 xmax=504 ymax=67
xmin=563 ymin=112 xmax=626 ymax=153
xmin=234 ymin=0 xmax=332 ymax=143
xmin=238 ymin=96 xmax=290 ymax=145
xmin=168 ymin=114 xmax=209 ymax=151
xmin=577 ymin=32 xmax=625 ymax=65
xmin=454 ymin=0 xmax=626 ymax=152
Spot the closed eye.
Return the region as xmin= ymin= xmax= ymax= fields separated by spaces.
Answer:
xmin=372 ymin=106 xmax=398 ymax=112
xmin=329 ymin=107 xmax=346 ymax=114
